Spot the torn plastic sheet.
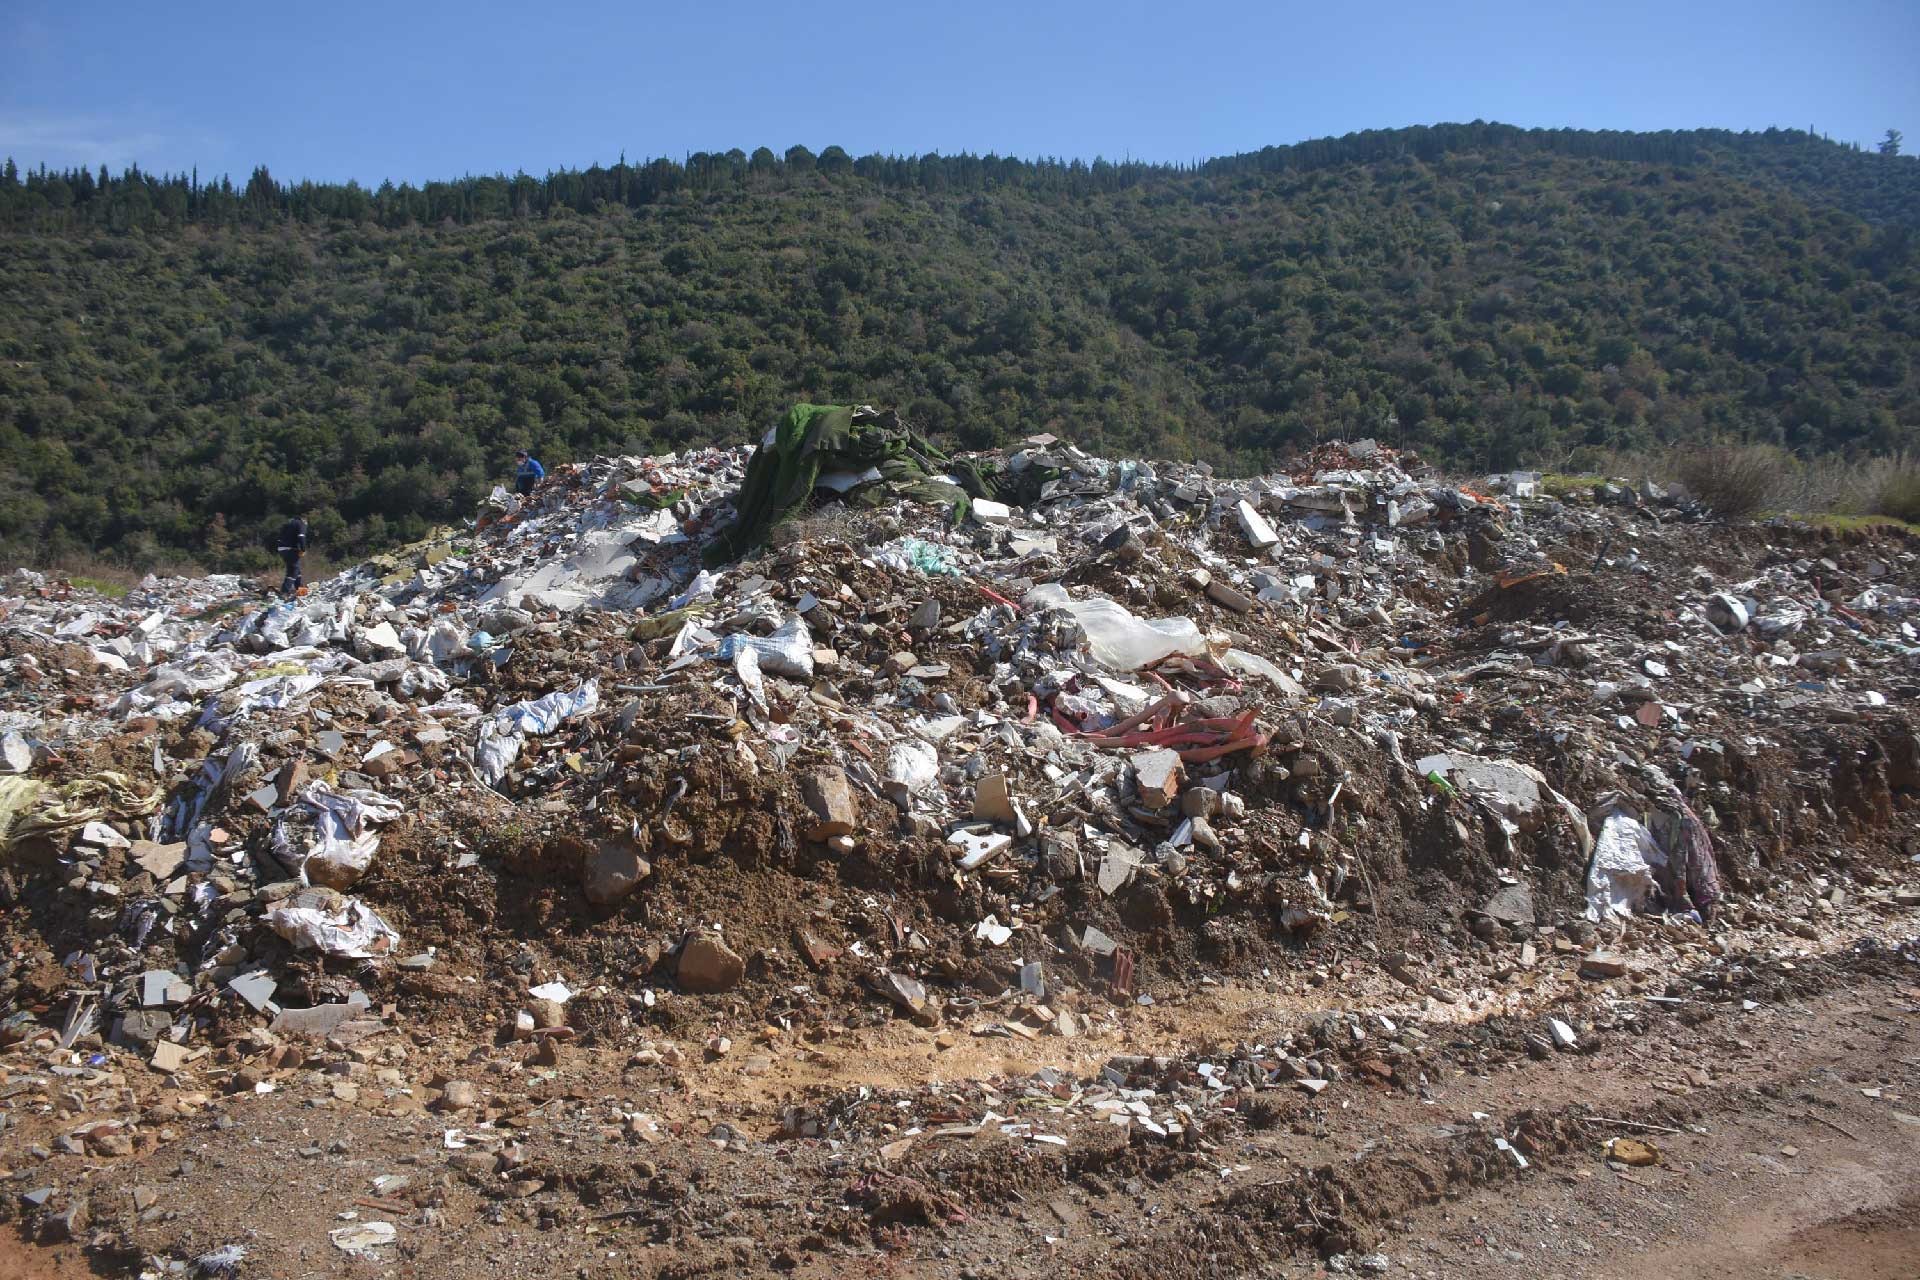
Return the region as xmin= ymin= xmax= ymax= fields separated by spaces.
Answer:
xmin=1023 ymin=583 xmax=1207 ymax=671
xmin=670 ymin=570 xmax=721 ymax=609
xmin=473 ymin=681 xmax=599 ymax=785
xmin=715 ymin=615 xmax=814 ymax=679
xmin=869 ymin=536 xmax=964 ymax=577
xmin=268 ymin=897 xmax=400 ymax=958
xmin=163 ymin=742 xmax=258 ymax=841
xmin=493 ymin=681 xmax=600 ymax=736
xmin=733 ymin=644 xmax=768 ymax=709
xmin=885 ymin=739 xmax=940 ymax=801
xmin=1584 ymin=801 xmax=1667 ymax=921
xmin=1220 ymin=649 xmax=1307 ymax=699
xmin=293 ymin=781 xmax=404 ymax=887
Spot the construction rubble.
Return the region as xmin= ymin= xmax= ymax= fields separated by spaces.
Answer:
xmin=1 ymin=416 xmax=1918 ymax=1272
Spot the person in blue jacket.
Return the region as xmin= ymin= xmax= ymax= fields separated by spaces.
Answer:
xmin=513 ymin=449 xmax=546 ymax=497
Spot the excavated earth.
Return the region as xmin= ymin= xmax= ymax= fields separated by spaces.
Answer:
xmin=3 ymin=483 xmax=1920 ymax=1278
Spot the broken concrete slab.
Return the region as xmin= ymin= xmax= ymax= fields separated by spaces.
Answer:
xmin=973 ymin=772 xmax=1016 ymax=823
xmin=130 ymin=840 xmax=187 ymax=880
xmin=1236 ymin=499 xmax=1280 ymax=549
xmin=1131 ymin=749 xmax=1183 ymax=809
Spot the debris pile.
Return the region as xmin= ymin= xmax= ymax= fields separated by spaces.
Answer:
xmin=2 ymin=411 xmax=1918 ymax=1262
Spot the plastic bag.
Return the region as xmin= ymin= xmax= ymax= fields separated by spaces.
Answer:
xmin=715 ymin=615 xmax=813 ymax=679
xmin=1585 ymin=808 xmax=1666 ymax=921
xmin=1023 ymin=584 xmax=1206 ymax=671
xmin=268 ymin=897 xmax=400 ymax=957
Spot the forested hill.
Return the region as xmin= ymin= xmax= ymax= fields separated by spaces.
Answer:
xmin=1 ymin=123 xmax=1916 ymax=569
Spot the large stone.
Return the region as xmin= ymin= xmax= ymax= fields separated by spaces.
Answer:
xmin=1480 ymin=884 xmax=1536 ymax=927
xmin=581 ymin=837 xmax=651 ymax=906
xmin=361 ymin=748 xmax=416 ymax=778
xmin=114 ymin=1010 xmax=172 ymax=1047
xmin=677 ymin=934 xmax=745 ymax=994
xmin=1206 ymin=580 xmax=1254 ymax=614
xmin=800 ymin=768 xmax=858 ymax=840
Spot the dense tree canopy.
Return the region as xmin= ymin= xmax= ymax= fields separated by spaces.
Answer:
xmin=1 ymin=124 xmax=1915 ymax=570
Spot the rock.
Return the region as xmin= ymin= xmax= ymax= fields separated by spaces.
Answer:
xmin=1609 ymin=1137 xmax=1660 ymax=1167
xmin=149 ymin=1041 xmax=193 ymax=1074
xmin=271 ymin=1003 xmax=357 ymax=1038
xmin=677 ymin=934 xmax=745 ymax=994
xmin=529 ymin=998 xmax=567 ymax=1030
xmin=1131 ymin=749 xmax=1183 ymax=809
xmin=873 ymin=970 xmax=938 ymax=1026
xmin=361 ymin=748 xmax=416 ymax=778
xmin=130 ymin=840 xmax=188 ymax=880
xmin=1206 ymin=580 xmax=1254 ymax=614
xmin=359 ymin=621 xmax=406 ymax=659
xmin=581 ymin=836 xmax=651 ymax=906
xmin=908 ymin=599 xmax=941 ymax=630
xmin=1547 ymin=1018 xmax=1578 ymax=1049
xmin=1480 ymin=884 xmax=1536 ymax=927
xmin=229 ymin=970 xmax=278 ymax=1012
xmin=40 ymin=1197 xmax=87 ymax=1243
xmin=973 ymin=772 xmax=1016 ymax=823
xmin=1581 ymin=951 xmax=1629 ymax=978
xmin=440 ymin=1080 xmax=478 ymax=1110
xmin=275 ymin=759 xmax=309 ymax=806
xmin=886 ymin=651 xmax=918 ymax=675
xmin=800 ymin=767 xmax=859 ymax=840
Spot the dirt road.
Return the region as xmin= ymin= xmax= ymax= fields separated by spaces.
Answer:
xmin=5 ymin=924 xmax=1915 ymax=1279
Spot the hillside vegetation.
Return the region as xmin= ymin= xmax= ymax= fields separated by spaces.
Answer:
xmin=1 ymin=124 xmax=1916 ymax=568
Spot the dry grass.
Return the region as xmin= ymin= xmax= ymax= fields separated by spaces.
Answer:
xmin=1562 ymin=444 xmax=1920 ymax=524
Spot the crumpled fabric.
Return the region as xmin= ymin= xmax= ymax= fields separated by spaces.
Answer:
xmin=3 ymin=772 xmax=162 ymax=852
xmin=1646 ymin=797 xmax=1723 ymax=921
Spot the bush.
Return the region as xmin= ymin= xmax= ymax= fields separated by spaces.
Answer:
xmin=1672 ymin=444 xmax=1787 ymax=518
xmin=1874 ymin=467 xmax=1920 ymax=524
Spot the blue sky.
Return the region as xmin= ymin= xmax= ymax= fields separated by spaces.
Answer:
xmin=3 ymin=0 xmax=1915 ymax=183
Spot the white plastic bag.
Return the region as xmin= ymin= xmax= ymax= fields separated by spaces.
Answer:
xmin=1024 ymin=584 xmax=1206 ymax=671
xmin=1584 ymin=808 xmax=1666 ymax=921
xmin=715 ymin=615 xmax=813 ymax=679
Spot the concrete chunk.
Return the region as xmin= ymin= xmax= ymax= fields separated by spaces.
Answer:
xmin=1206 ymin=580 xmax=1254 ymax=613
xmin=1236 ymin=500 xmax=1280 ymax=549
xmin=973 ymin=773 xmax=1016 ymax=823
xmin=130 ymin=840 xmax=187 ymax=880
xmin=1131 ymin=749 xmax=1183 ymax=809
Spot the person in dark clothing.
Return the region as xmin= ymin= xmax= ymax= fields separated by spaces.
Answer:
xmin=513 ymin=449 xmax=545 ymax=498
xmin=277 ymin=515 xmax=308 ymax=598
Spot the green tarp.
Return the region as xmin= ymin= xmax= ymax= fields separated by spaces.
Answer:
xmin=703 ymin=405 xmax=962 ymax=567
